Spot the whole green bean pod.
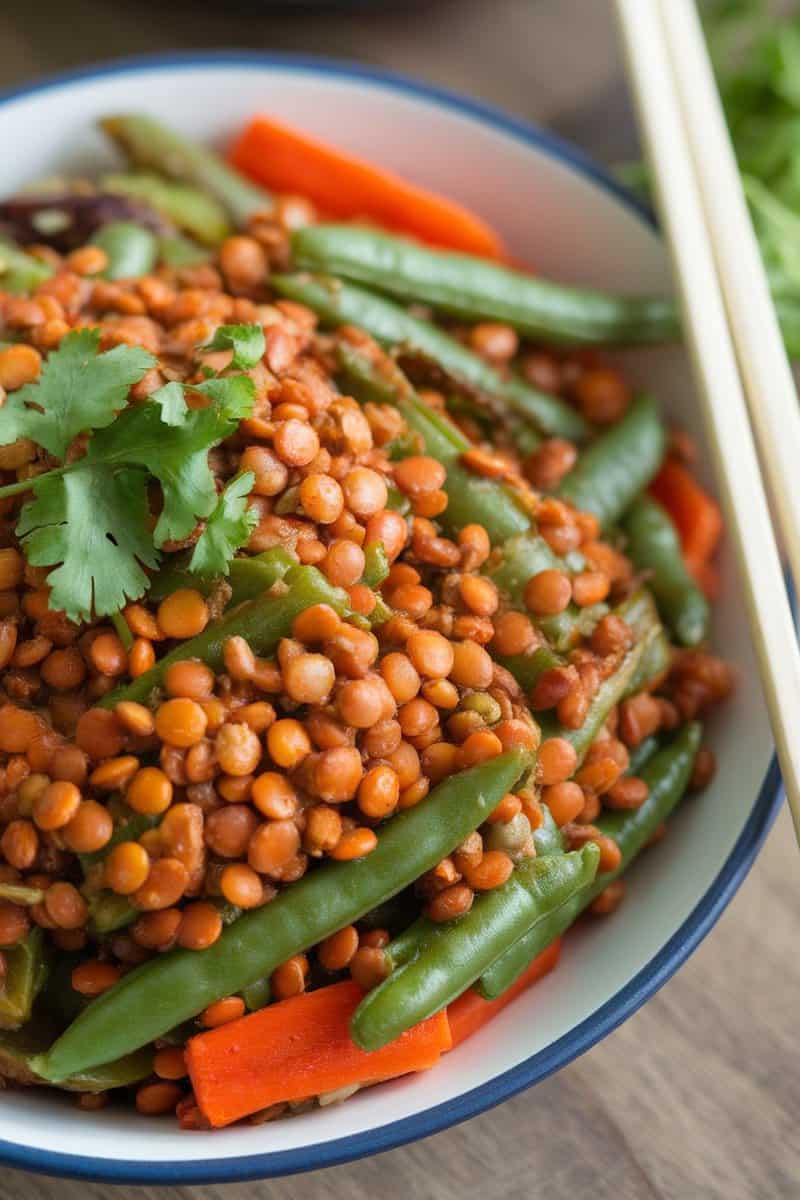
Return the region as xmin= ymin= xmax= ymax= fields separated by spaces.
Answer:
xmin=273 ymin=272 xmax=588 ymax=442
xmin=622 ymin=494 xmax=710 ymax=646
xmin=90 ymin=220 xmax=158 ymax=280
xmin=556 ymin=394 xmax=666 ymax=528
xmin=31 ymin=750 xmax=531 ymax=1081
xmin=102 ymin=172 xmax=231 ymax=245
xmin=336 ymin=340 xmax=532 ymax=543
xmin=383 ymin=805 xmax=565 ymax=972
xmin=478 ymin=723 xmax=701 ymax=998
xmin=0 ymin=239 xmax=53 ymax=294
xmin=351 ymin=844 xmax=600 ymax=1051
xmin=99 ymin=563 xmax=349 ymax=708
xmin=101 ymin=115 xmax=271 ymax=227
xmin=538 ymin=589 xmax=664 ymax=762
xmin=292 ymin=225 xmax=680 ymax=346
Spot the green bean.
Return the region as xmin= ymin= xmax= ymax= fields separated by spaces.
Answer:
xmin=622 ymin=494 xmax=710 ymax=646
xmin=98 ymin=563 xmax=349 ymax=708
xmin=538 ymin=589 xmax=664 ymax=762
xmin=0 ymin=1021 xmax=152 ymax=1091
xmin=32 ymin=750 xmax=531 ymax=1080
xmin=484 ymin=533 xmax=606 ymax=653
xmin=374 ymin=809 xmax=562 ymax=981
xmin=87 ymin=891 xmax=138 ymax=936
xmin=627 ymin=622 xmax=672 ymax=697
xmin=90 ymin=220 xmax=158 ymax=280
xmin=478 ymin=723 xmax=701 ymax=998
xmin=626 ymin=734 xmax=662 ymax=776
xmin=292 ymin=225 xmax=680 ymax=347
xmin=336 ymin=341 xmax=532 ymax=543
xmin=556 ymin=394 xmax=666 ymax=528
xmin=0 ymin=930 xmax=47 ymax=1029
xmin=158 ymin=234 xmax=212 ymax=267
xmin=102 ymin=172 xmax=231 ymax=245
xmin=241 ymin=977 xmax=271 ymax=1012
xmin=146 ymin=547 xmax=295 ymax=606
xmin=274 ymin=272 xmax=588 ymax=442
xmin=0 ymin=239 xmax=53 ymax=294
xmin=362 ymin=541 xmax=390 ymax=589
xmin=350 ymin=844 xmax=600 ymax=1050
xmin=101 ymin=115 xmax=271 ymax=227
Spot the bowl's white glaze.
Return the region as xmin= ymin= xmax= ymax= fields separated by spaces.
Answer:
xmin=0 ymin=54 xmax=779 ymax=1184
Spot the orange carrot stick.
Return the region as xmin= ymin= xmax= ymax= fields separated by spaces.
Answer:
xmin=230 ymin=115 xmax=506 ymax=260
xmin=649 ymin=459 xmax=723 ymax=574
xmin=186 ymin=980 xmax=451 ymax=1127
xmin=447 ymin=939 xmax=561 ymax=1049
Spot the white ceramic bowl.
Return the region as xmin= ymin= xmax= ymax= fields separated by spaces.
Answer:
xmin=0 ymin=53 xmax=780 ymax=1184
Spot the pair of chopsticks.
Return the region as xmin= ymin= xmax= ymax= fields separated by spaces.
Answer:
xmin=613 ymin=0 xmax=800 ymax=843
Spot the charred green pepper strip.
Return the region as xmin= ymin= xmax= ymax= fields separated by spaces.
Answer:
xmin=0 ymin=930 xmax=47 ymax=1029
xmin=478 ymin=723 xmax=701 ymax=998
xmin=556 ymin=394 xmax=666 ymax=528
xmin=292 ymin=225 xmax=679 ymax=347
xmin=622 ymin=494 xmax=710 ymax=646
xmin=0 ymin=239 xmax=53 ymax=294
xmin=90 ymin=220 xmax=158 ymax=280
xmin=274 ymin=272 xmax=588 ymax=442
xmin=101 ymin=115 xmax=271 ymax=227
xmin=32 ymin=750 xmax=531 ymax=1080
xmin=98 ymin=563 xmax=350 ymax=708
xmin=102 ymin=172 xmax=231 ymax=245
xmin=351 ymin=844 xmax=600 ymax=1051
xmin=336 ymin=340 xmax=532 ymax=544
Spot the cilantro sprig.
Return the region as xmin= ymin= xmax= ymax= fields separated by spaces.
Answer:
xmin=0 ymin=326 xmax=263 ymax=622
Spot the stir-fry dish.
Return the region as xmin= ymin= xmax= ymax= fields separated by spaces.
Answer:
xmin=0 ymin=112 xmax=732 ymax=1128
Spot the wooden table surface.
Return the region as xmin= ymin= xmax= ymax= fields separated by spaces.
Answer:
xmin=0 ymin=2 xmax=795 ymax=1196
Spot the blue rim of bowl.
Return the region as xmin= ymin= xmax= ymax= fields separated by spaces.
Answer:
xmin=0 ymin=50 xmax=783 ymax=1185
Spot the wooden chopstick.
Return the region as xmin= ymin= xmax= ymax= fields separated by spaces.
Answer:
xmin=613 ymin=0 xmax=800 ymax=842
xmin=659 ymin=0 xmax=800 ymax=603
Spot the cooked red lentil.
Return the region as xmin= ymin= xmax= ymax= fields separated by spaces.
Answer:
xmin=0 ymin=111 xmax=731 ymax=1129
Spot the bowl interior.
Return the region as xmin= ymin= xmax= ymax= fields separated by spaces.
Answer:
xmin=0 ymin=57 xmax=775 ymax=1182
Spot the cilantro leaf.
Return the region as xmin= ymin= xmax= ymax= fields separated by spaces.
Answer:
xmin=200 ymin=324 xmax=266 ymax=370
xmin=0 ymin=329 xmax=155 ymax=459
xmin=189 ymin=472 xmax=258 ymax=576
xmin=16 ymin=464 xmax=158 ymax=623
xmin=87 ymin=397 xmax=252 ymax=547
xmin=192 ymin=374 xmax=257 ymax=419
xmin=151 ymin=381 xmax=189 ymax=426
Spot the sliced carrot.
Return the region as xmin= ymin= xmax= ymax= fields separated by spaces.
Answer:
xmin=230 ymin=115 xmax=506 ymax=260
xmin=447 ymin=939 xmax=561 ymax=1049
xmin=186 ymin=979 xmax=451 ymax=1127
xmin=692 ymin=559 xmax=721 ymax=601
xmin=649 ymin=459 xmax=723 ymax=573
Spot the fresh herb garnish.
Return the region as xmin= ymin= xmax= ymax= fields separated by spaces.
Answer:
xmin=189 ymin=472 xmax=259 ymax=577
xmin=0 ymin=328 xmax=155 ymax=457
xmin=0 ymin=326 xmax=262 ymax=622
xmin=200 ymin=323 xmax=266 ymax=370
